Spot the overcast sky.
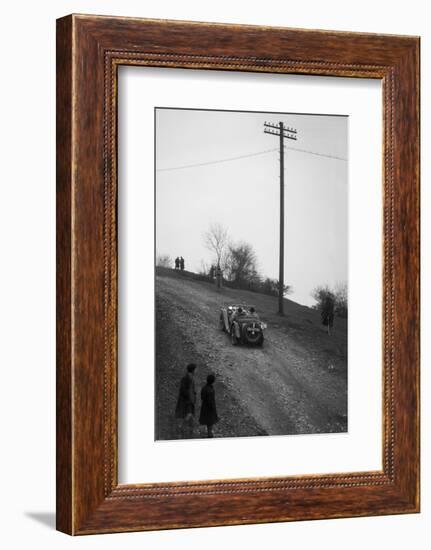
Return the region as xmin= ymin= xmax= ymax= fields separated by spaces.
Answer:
xmin=155 ymin=108 xmax=347 ymax=307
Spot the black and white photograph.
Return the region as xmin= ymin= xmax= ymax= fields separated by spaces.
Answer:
xmin=1 ymin=1 xmax=424 ymax=546
xmin=155 ymin=107 xmax=348 ymax=441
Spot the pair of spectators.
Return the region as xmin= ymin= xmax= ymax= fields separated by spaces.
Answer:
xmin=174 ymin=256 xmax=185 ymax=270
xmin=175 ymin=364 xmax=219 ymax=438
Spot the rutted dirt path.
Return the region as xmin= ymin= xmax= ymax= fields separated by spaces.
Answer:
xmin=155 ymin=272 xmax=347 ymax=440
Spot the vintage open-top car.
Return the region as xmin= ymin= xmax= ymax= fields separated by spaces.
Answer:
xmin=219 ymin=304 xmax=266 ymax=346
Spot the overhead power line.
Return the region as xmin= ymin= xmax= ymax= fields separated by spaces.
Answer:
xmin=286 ymin=146 xmax=347 ymax=162
xmin=156 ymin=145 xmax=347 ymax=173
xmin=156 ymin=148 xmax=278 ymax=172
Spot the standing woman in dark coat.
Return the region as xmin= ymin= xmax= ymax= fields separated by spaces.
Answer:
xmin=199 ymin=374 xmax=219 ymax=438
xmin=175 ymin=364 xmax=197 ymax=437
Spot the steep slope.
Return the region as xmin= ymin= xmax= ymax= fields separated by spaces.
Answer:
xmin=155 ymin=270 xmax=347 ymax=440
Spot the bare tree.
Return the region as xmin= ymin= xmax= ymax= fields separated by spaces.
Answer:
xmin=198 ymin=260 xmax=211 ymax=277
xmin=156 ymin=254 xmax=173 ymax=268
xmin=225 ymin=242 xmax=259 ymax=285
xmin=334 ymin=281 xmax=348 ymax=318
xmin=204 ymin=223 xmax=229 ymax=268
xmin=261 ymin=277 xmax=292 ymax=297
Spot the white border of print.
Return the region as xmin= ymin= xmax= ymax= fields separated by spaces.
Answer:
xmin=117 ymin=66 xmax=382 ymax=484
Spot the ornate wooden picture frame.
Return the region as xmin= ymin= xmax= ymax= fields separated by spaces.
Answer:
xmin=56 ymin=14 xmax=420 ymax=535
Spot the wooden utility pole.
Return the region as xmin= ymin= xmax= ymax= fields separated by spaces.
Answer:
xmin=264 ymin=121 xmax=297 ymax=315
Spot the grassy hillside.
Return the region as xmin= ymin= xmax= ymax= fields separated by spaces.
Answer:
xmin=155 ymin=266 xmax=347 ymax=363
xmin=155 ymin=267 xmax=347 ymax=440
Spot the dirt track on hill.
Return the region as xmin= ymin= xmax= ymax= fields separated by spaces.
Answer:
xmin=155 ymin=271 xmax=347 ymax=440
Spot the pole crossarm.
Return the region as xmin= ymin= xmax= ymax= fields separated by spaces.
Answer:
xmin=264 ymin=121 xmax=297 ymax=133
xmin=264 ymin=121 xmax=297 ymax=140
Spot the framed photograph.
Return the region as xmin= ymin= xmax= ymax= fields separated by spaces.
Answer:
xmin=56 ymin=15 xmax=420 ymax=534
